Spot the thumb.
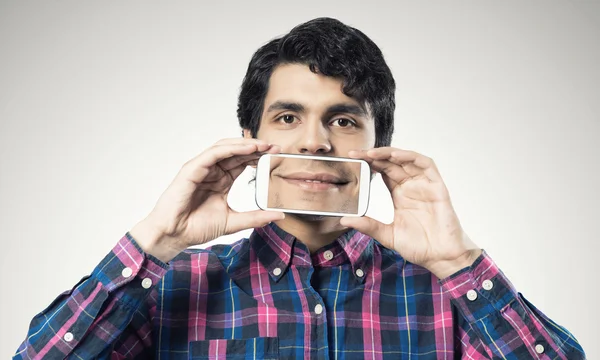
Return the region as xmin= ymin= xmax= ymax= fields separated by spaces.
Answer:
xmin=340 ymin=216 xmax=389 ymax=244
xmin=227 ymin=210 xmax=285 ymax=233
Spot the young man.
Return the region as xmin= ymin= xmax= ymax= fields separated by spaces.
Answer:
xmin=15 ymin=18 xmax=585 ymax=359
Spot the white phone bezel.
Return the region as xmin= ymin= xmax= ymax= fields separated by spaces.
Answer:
xmin=255 ymin=153 xmax=371 ymax=217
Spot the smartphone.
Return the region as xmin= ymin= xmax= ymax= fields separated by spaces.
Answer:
xmin=255 ymin=153 xmax=371 ymax=217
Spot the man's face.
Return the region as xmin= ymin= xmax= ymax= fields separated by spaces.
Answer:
xmin=245 ymin=63 xmax=376 ymax=215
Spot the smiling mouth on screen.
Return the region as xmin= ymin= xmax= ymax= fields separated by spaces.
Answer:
xmin=279 ymin=172 xmax=350 ymax=191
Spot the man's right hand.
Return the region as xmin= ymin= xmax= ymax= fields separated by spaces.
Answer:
xmin=129 ymin=138 xmax=284 ymax=263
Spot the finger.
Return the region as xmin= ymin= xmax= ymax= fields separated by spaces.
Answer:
xmin=362 ymin=148 xmax=432 ymax=171
xmin=358 ymin=148 xmax=442 ymax=183
xmin=372 ymin=161 xmax=441 ymax=195
xmin=347 ymin=150 xmax=378 ymax=173
xmin=196 ymin=156 xmax=261 ymax=189
xmin=208 ymin=141 xmax=274 ymax=163
xmin=230 ymin=143 xmax=282 ymax=177
xmin=219 ymin=145 xmax=282 ymax=172
xmin=347 ymin=149 xmax=373 ymax=160
xmin=248 ymin=144 xmax=282 ymax=168
xmin=339 ymin=216 xmax=392 ymax=248
xmin=219 ymin=154 xmax=260 ymax=172
xmin=370 ymin=148 xmax=440 ymax=176
xmin=214 ymin=138 xmax=270 ymax=146
xmin=371 ymin=159 xmax=423 ymax=181
xmin=226 ymin=161 xmax=256 ymax=182
xmin=180 ymin=143 xmax=264 ymax=183
xmin=365 ymin=148 xmax=420 ymax=163
xmin=348 ymin=147 xmax=403 ymax=161
xmin=226 ymin=210 xmax=286 ymax=234
xmin=390 ymin=151 xmax=442 ymax=182
xmin=196 ymin=146 xmax=282 ymax=187
xmin=367 ymin=159 xmax=410 ymax=187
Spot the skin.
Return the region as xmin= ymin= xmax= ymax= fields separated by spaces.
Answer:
xmin=131 ymin=63 xmax=481 ymax=279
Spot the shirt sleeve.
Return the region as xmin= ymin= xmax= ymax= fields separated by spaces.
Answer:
xmin=13 ymin=232 xmax=169 ymax=359
xmin=439 ymin=250 xmax=586 ymax=359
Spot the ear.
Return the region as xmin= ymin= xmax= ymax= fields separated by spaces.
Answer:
xmin=242 ymin=129 xmax=253 ymax=139
xmin=242 ymin=129 xmax=258 ymax=169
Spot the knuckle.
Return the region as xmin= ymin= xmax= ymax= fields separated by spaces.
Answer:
xmin=181 ymin=159 xmax=193 ymax=170
xmin=420 ymin=155 xmax=434 ymax=167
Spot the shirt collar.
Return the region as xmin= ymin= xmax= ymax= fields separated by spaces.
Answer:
xmin=250 ymin=222 xmax=375 ymax=283
xmin=250 ymin=222 xmax=296 ymax=281
xmin=333 ymin=228 xmax=374 ymax=284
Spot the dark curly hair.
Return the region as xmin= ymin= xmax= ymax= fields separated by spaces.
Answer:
xmin=237 ymin=17 xmax=396 ymax=147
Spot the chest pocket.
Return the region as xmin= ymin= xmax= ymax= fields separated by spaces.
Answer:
xmin=189 ymin=337 xmax=279 ymax=359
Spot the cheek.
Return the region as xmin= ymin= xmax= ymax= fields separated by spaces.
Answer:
xmin=256 ymin=123 xmax=285 ymax=146
xmin=260 ymin=132 xmax=296 ymax=152
xmin=332 ymin=133 xmax=373 ymax=151
xmin=359 ymin=123 xmax=377 ymax=147
xmin=365 ymin=127 xmax=377 ymax=147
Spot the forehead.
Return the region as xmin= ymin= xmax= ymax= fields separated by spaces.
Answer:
xmin=264 ymin=63 xmax=363 ymax=110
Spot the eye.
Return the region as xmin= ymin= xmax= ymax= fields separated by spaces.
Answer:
xmin=331 ymin=118 xmax=357 ymax=128
xmin=276 ymin=114 xmax=297 ymax=124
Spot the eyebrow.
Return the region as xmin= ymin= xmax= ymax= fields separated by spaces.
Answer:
xmin=266 ymin=101 xmax=368 ymax=119
xmin=325 ymin=103 xmax=368 ymax=118
xmin=266 ymin=101 xmax=305 ymax=114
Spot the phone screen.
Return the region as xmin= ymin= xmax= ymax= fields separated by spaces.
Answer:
xmin=266 ymin=155 xmax=363 ymax=214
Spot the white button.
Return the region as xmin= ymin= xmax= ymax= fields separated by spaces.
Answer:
xmin=535 ymin=344 xmax=545 ymax=354
xmin=141 ymin=278 xmax=152 ymax=289
xmin=482 ymin=279 xmax=494 ymax=291
xmin=273 ymin=267 xmax=282 ymax=276
xmin=355 ymin=269 xmax=365 ymax=278
xmin=323 ymin=250 xmax=334 ymax=261
xmin=63 ymin=332 xmax=74 ymax=342
xmin=466 ymin=289 xmax=478 ymax=301
xmin=121 ymin=267 xmax=133 ymax=278
xmin=314 ymin=304 xmax=323 ymax=315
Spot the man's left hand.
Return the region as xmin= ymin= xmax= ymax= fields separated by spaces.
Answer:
xmin=340 ymin=147 xmax=482 ymax=280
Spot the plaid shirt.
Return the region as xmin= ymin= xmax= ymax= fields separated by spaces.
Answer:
xmin=15 ymin=222 xmax=585 ymax=359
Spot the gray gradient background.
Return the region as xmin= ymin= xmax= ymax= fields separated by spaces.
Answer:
xmin=1 ymin=1 xmax=598 ymax=357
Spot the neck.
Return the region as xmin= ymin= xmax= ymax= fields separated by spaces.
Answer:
xmin=273 ymin=214 xmax=348 ymax=253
